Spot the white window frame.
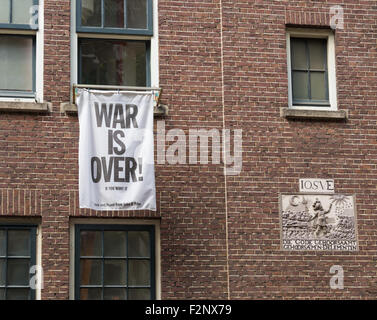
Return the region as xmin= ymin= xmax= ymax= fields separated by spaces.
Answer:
xmin=287 ymin=28 xmax=337 ymax=111
xmin=70 ymin=0 xmax=159 ymax=103
xmin=0 ymin=1 xmax=44 ymax=103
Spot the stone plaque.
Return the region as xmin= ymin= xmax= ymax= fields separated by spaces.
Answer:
xmin=299 ymin=179 xmax=335 ymax=193
xmin=280 ymin=194 xmax=358 ymax=251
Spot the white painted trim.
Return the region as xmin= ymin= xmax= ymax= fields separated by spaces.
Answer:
xmin=287 ymin=29 xmax=337 ymax=111
xmin=36 ymin=224 xmax=42 ymax=300
xmin=150 ymin=0 xmax=159 ymax=88
xmin=69 ymin=218 xmax=161 ymax=300
xmin=0 ymin=97 xmax=36 ymax=103
xmin=70 ymin=0 xmax=78 ymax=101
xmin=35 ymin=0 xmax=44 ymax=103
xmin=70 ymin=0 xmax=159 ymax=102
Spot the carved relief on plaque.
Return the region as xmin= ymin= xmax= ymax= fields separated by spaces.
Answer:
xmin=280 ymin=194 xmax=358 ymax=251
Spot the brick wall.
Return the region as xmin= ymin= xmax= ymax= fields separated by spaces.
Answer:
xmin=0 ymin=0 xmax=376 ymax=299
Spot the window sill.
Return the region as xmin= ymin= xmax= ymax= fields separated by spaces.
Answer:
xmin=280 ymin=108 xmax=348 ymax=121
xmin=61 ymin=102 xmax=168 ymax=117
xmin=0 ymin=101 xmax=51 ymax=113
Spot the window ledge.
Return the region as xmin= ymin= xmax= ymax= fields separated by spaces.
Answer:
xmin=0 ymin=101 xmax=51 ymax=113
xmin=281 ymin=108 xmax=348 ymax=121
xmin=61 ymin=102 xmax=168 ymax=117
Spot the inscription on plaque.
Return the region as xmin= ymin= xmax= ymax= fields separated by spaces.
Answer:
xmin=280 ymin=194 xmax=358 ymax=251
xmin=299 ymin=179 xmax=335 ymax=193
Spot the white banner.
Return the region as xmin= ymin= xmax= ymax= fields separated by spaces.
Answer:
xmin=77 ymin=89 xmax=156 ymax=211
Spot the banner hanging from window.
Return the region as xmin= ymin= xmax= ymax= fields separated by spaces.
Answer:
xmin=77 ymin=89 xmax=156 ymax=211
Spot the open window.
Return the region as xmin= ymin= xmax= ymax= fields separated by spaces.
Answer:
xmin=72 ymin=0 xmax=157 ymax=91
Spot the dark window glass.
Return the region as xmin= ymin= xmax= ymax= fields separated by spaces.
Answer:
xmin=80 ymin=288 xmax=102 ymax=300
xmin=104 ymin=288 xmax=126 ymax=300
xmin=8 ymin=230 xmax=30 ymax=256
xmin=104 ymin=0 xmax=124 ymax=28
xmin=81 ymin=0 xmax=102 ymax=27
xmin=127 ymin=0 xmax=147 ymax=29
xmin=128 ymin=231 xmax=149 ymax=257
xmin=0 ymin=230 xmax=6 ymax=257
xmin=0 ymin=259 xmax=5 ymax=286
xmin=128 ymin=260 xmax=150 ymax=286
xmin=6 ymin=288 xmax=30 ymax=300
xmin=79 ymin=39 xmax=147 ymax=86
xmin=80 ymin=231 xmax=102 ymax=256
xmin=80 ymin=259 xmax=102 ymax=285
xmin=104 ymin=260 xmax=127 ymax=285
xmin=79 ymin=0 xmax=149 ymax=31
xmin=128 ymin=288 xmax=150 ymax=300
xmin=0 ymin=226 xmax=36 ymax=300
xmin=291 ymin=37 xmax=329 ymax=105
xmin=104 ymin=231 xmax=126 ymax=257
xmin=7 ymin=259 xmax=30 ymax=286
xmin=76 ymin=225 xmax=155 ymax=300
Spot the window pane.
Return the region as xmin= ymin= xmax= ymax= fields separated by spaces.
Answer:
xmin=8 ymin=230 xmax=30 ymax=256
xmin=0 ymin=259 xmax=5 ymax=286
xmin=80 ymin=288 xmax=102 ymax=300
xmin=0 ymin=288 xmax=5 ymax=300
xmin=0 ymin=0 xmax=10 ymax=23
xmin=127 ymin=0 xmax=147 ymax=29
xmin=128 ymin=260 xmax=150 ymax=286
xmin=6 ymin=288 xmax=30 ymax=300
xmin=291 ymin=39 xmax=307 ymax=70
xmin=104 ymin=0 xmax=124 ymax=28
xmin=310 ymin=72 xmax=327 ymax=101
xmin=7 ymin=259 xmax=30 ymax=286
xmin=0 ymin=230 xmax=5 ymax=256
xmin=292 ymin=71 xmax=309 ymax=101
xmin=80 ymin=259 xmax=102 ymax=285
xmin=104 ymin=231 xmax=126 ymax=257
xmin=80 ymin=231 xmax=102 ymax=256
xmin=12 ymin=0 xmax=34 ymax=24
xmin=0 ymin=36 xmax=33 ymax=91
xmin=79 ymin=39 xmax=147 ymax=86
xmin=128 ymin=288 xmax=150 ymax=300
xmin=104 ymin=288 xmax=126 ymax=300
xmin=128 ymin=231 xmax=150 ymax=257
xmin=104 ymin=260 xmax=126 ymax=285
xmin=81 ymin=0 xmax=101 ymax=27
xmin=309 ymin=39 xmax=326 ymax=70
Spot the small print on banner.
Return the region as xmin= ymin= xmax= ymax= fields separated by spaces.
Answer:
xmin=77 ymin=89 xmax=156 ymax=211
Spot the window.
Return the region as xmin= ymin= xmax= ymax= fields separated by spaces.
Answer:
xmin=0 ymin=0 xmax=41 ymax=100
xmin=75 ymin=224 xmax=155 ymax=300
xmin=77 ymin=0 xmax=152 ymax=35
xmin=287 ymin=29 xmax=337 ymax=110
xmin=75 ymin=0 xmax=154 ymax=88
xmin=79 ymin=38 xmax=148 ymax=86
xmin=0 ymin=35 xmax=35 ymax=97
xmin=0 ymin=225 xmax=37 ymax=300
xmin=0 ymin=0 xmax=37 ymax=28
